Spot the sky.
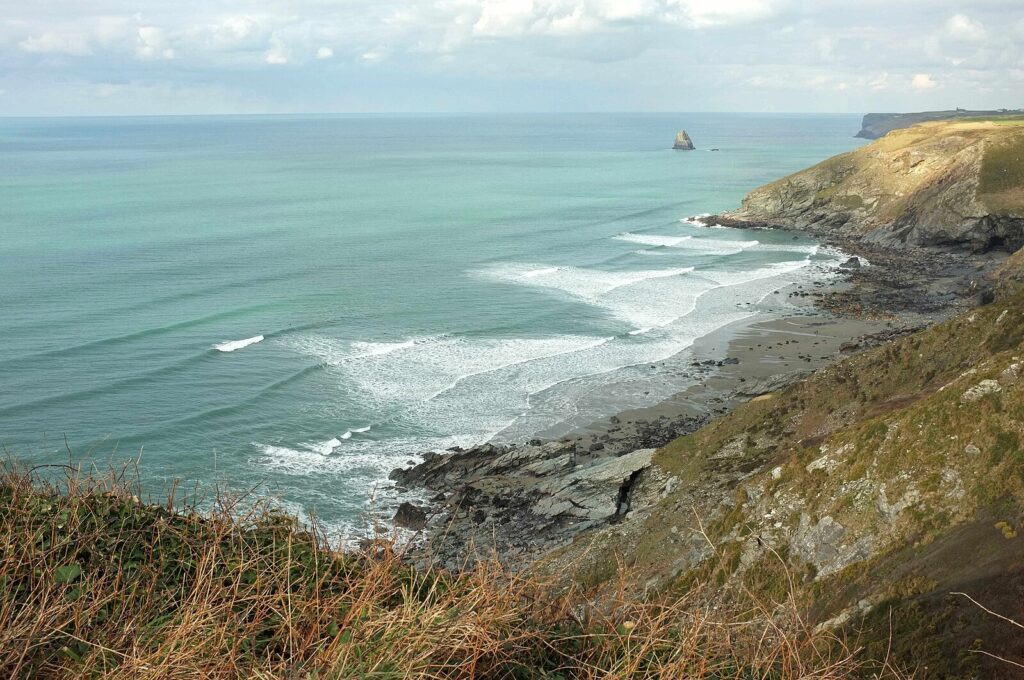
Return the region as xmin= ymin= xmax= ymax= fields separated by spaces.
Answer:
xmin=1 ymin=0 xmax=1022 ymax=115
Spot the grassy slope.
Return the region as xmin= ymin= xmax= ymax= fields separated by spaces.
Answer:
xmin=551 ymin=270 xmax=1024 ymax=678
xmin=979 ymin=130 xmax=1024 ymax=215
xmin=0 ymin=469 xmax=903 ymax=679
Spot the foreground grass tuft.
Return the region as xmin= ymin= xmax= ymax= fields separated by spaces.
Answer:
xmin=0 ymin=465 xmax=907 ymax=679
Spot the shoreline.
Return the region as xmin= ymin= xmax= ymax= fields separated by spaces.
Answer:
xmin=553 ymin=223 xmax=989 ymax=455
xmin=387 ymin=216 xmax=992 ymax=570
xmin=562 ymin=304 xmax=893 ymax=458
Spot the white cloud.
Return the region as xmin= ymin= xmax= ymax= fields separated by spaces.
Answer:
xmin=361 ymin=46 xmax=389 ymax=63
xmin=945 ymin=14 xmax=986 ymax=42
xmin=815 ymin=36 xmax=833 ymax=61
xmin=264 ymin=34 xmax=290 ymax=64
xmin=136 ymin=26 xmax=175 ymax=59
xmin=472 ymin=0 xmax=537 ymax=37
xmin=868 ymin=72 xmax=890 ymax=91
xmin=2 ymin=0 xmax=1023 ymax=114
xmin=911 ymin=73 xmax=938 ymax=91
xmin=670 ymin=0 xmax=781 ymax=28
xmin=19 ymin=30 xmax=92 ymax=55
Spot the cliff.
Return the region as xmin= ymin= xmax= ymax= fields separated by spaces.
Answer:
xmin=856 ymin=109 xmax=1024 ymax=139
xmin=543 ymin=258 xmax=1024 ymax=677
xmin=719 ymin=120 xmax=1024 ymax=253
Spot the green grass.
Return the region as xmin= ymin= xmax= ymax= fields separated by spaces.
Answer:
xmin=979 ymin=131 xmax=1024 ymax=213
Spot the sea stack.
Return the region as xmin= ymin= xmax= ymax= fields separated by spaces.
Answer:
xmin=672 ymin=130 xmax=695 ymax=150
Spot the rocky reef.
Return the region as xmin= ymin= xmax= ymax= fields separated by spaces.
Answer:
xmin=672 ymin=130 xmax=695 ymax=150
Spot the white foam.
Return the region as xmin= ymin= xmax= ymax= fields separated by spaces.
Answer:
xmin=340 ymin=431 xmax=352 ymax=440
xmin=283 ymin=336 xmax=427 ymax=367
xmin=423 ymin=335 xmax=615 ymax=402
xmin=348 ymin=339 xmax=418 ymax=360
xmin=614 ymin=231 xmax=759 ymax=256
xmin=268 ymin=249 xmax=844 ymax=491
xmin=522 ymin=266 xmax=562 ymax=278
xmin=214 ymin=335 xmax=264 ymax=352
xmin=678 ymin=238 xmax=760 ymax=255
xmin=481 ymin=262 xmax=702 ymax=328
xmin=751 ymin=242 xmax=821 ymax=255
xmin=701 ymin=257 xmax=814 ymax=287
xmin=351 ymin=426 xmax=371 ymax=433
xmin=299 ymin=438 xmax=343 ymax=455
xmin=613 ymin=232 xmax=692 ymax=247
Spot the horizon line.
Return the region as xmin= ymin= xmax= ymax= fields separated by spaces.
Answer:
xmin=0 ymin=110 xmax=880 ymax=120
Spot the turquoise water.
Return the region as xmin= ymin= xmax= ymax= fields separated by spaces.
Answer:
xmin=0 ymin=113 xmax=862 ymax=532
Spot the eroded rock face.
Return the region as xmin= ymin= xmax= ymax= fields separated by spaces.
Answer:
xmin=792 ymin=514 xmax=876 ymax=579
xmin=390 ymin=440 xmax=665 ymax=571
xmin=532 ymin=448 xmax=656 ymax=520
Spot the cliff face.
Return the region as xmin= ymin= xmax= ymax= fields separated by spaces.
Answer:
xmin=722 ymin=121 xmax=1024 ymax=253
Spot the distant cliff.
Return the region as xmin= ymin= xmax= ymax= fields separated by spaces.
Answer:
xmin=856 ymin=109 xmax=1024 ymax=139
xmin=719 ymin=120 xmax=1024 ymax=253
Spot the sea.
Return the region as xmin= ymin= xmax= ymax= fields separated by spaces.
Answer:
xmin=0 ymin=113 xmax=864 ymax=534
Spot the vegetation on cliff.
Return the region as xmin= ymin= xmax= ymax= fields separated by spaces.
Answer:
xmin=724 ymin=121 xmax=1024 ymax=252
xmin=545 ymin=259 xmax=1024 ymax=678
xmin=0 ymin=466 xmax=906 ymax=678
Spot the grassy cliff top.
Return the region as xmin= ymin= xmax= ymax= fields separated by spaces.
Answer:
xmin=0 ymin=466 xmax=906 ymax=678
xmin=729 ymin=120 xmax=1024 ymax=250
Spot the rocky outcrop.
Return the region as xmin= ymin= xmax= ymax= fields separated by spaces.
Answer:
xmin=673 ymin=130 xmax=695 ymax=150
xmin=392 ymin=502 xmax=428 ymax=530
xmin=716 ymin=121 xmax=1024 ymax=253
xmin=389 ymin=439 xmax=666 ymax=570
xmin=856 ymin=109 xmax=1024 ymax=139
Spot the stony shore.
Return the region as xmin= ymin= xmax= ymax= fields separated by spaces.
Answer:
xmin=385 ymin=224 xmax=998 ymax=571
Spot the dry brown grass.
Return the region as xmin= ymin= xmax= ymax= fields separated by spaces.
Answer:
xmin=0 ymin=463 xmax=909 ymax=679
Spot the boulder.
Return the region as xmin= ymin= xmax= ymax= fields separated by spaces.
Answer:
xmin=960 ymin=379 xmax=1002 ymax=403
xmin=392 ymin=502 xmax=428 ymax=531
xmin=840 ymin=256 xmax=862 ymax=269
